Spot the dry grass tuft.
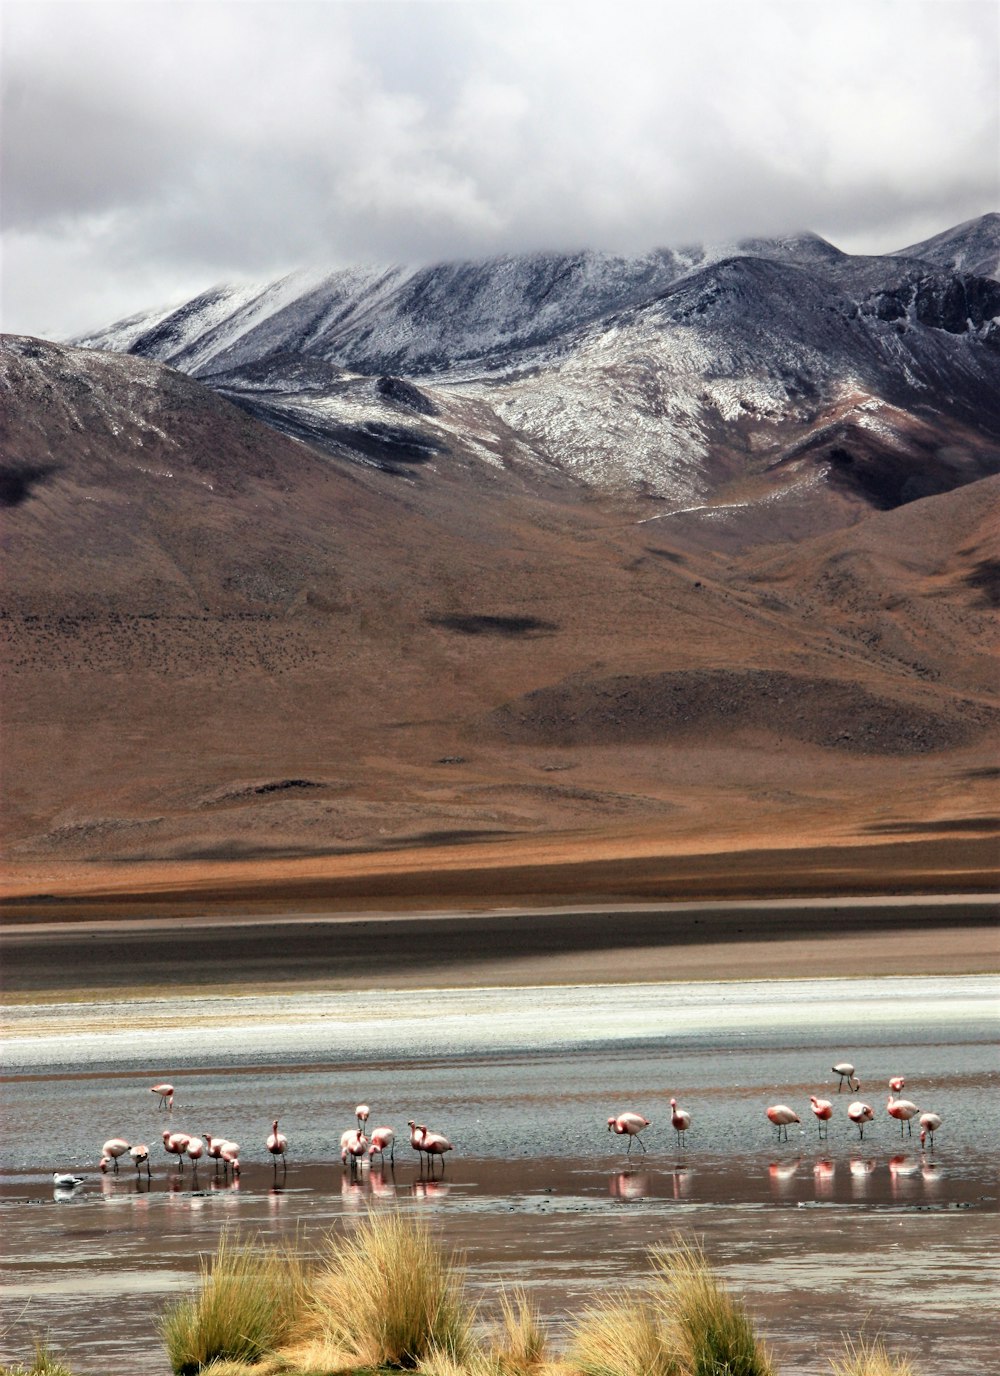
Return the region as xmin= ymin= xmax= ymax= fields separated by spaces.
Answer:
xmin=0 ymin=1344 xmax=75 ymax=1376
xmin=829 ymin=1337 xmax=917 ymax=1376
xmin=304 ymin=1212 xmax=476 ymax=1368
xmin=491 ymin=1287 xmax=548 ymax=1376
xmin=566 ymin=1292 xmax=676 ymax=1376
xmin=649 ymin=1238 xmax=773 ymax=1376
xmin=159 ymin=1231 xmax=308 ymax=1375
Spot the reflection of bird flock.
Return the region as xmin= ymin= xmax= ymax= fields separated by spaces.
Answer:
xmin=54 ymin=1063 xmax=944 ymax=1192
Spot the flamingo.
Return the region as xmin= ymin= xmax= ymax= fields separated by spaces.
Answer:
xmin=418 ymin=1126 xmax=453 ymax=1173
xmin=607 ymin=1112 xmax=650 ymax=1154
xmin=185 ymin=1135 xmax=204 ymax=1174
xmin=919 ymin=1111 xmax=942 ymax=1149
xmin=368 ymin=1126 xmax=395 ymax=1164
xmin=151 ymin=1083 xmax=174 ymax=1110
xmin=203 ymin=1134 xmax=227 ymax=1172
xmin=833 ymin=1063 xmax=859 ymax=1093
xmin=809 ymin=1096 xmax=834 ymax=1137
xmin=887 ymin=1094 xmax=920 ymax=1137
xmin=766 ymin=1105 xmax=800 ymax=1141
xmin=129 ymin=1144 xmax=151 ymax=1177
xmin=355 ymin=1104 xmax=370 ymax=1131
xmin=162 ymin=1130 xmax=190 ymax=1168
xmin=101 ymin=1138 xmax=130 ymax=1173
xmin=847 ymin=1101 xmax=874 ymax=1139
xmin=407 ymin=1120 xmax=428 ymax=1165
xmin=340 ymin=1128 xmax=368 ymax=1168
xmin=889 ymin=1075 xmax=906 ymax=1093
xmin=219 ymin=1140 xmax=240 ymax=1176
xmin=266 ymin=1118 xmax=288 ymax=1169
xmin=669 ymin=1098 xmax=691 ymax=1146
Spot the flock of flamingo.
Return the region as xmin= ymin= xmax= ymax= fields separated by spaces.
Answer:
xmin=51 ymin=1061 xmax=943 ymax=1192
xmin=605 ymin=1063 xmax=942 ymax=1155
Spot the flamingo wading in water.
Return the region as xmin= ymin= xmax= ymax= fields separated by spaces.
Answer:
xmin=608 ymin=1112 xmax=650 ymax=1154
xmin=100 ymin=1139 xmax=130 ymax=1173
xmin=129 ymin=1144 xmax=151 ymax=1177
xmin=417 ymin=1125 xmax=453 ymax=1173
xmin=267 ymin=1119 xmax=288 ymax=1169
xmin=151 ymin=1083 xmax=174 ymax=1110
xmin=368 ymin=1126 xmax=395 ymax=1164
xmin=919 ymin=1112 xmax=942 ymax=1149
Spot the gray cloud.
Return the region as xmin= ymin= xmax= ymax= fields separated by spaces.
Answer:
xmin=2 ymin=0 xmax=997 ymax=338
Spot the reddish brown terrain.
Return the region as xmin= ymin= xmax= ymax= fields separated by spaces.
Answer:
xmin=1 ymin=323 xmax=996 ymax=921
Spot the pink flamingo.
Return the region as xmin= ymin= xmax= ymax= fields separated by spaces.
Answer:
xmin=887 ymin=1094 xmax=920 ymax=1137
xmin=219 ymin=1140 xmax=240 ymax=1176
xmin=185 ymin=1135 xmax=204 ymax=1174
xmin=809 ymin=1096 xmax=834 ymax=1138
xmin=407 ymin=1119 xmax=428 ymax=1166
xmin=129 ymin=1144 xmax=150 ymax=1177
xmin=203 ymin=1134 xmax=227 ymax=1172
xmin=151 ymin=1083 xmax=174 ymax=1110
xmin=355 ymin=1104 xmax=370 ymax=1131
xmin=848 ymin=1101 xmax=874 ymax=1139
xmin=833 ymin=1063 xmax=859 ymax=1093
xmin=888 ymin=1075 xmax=906 ymax=1093
xmin=608 ymin=1112 xmax=650 ymax=1154
xmin=266 ymin=1118 xmax=288 ymax=1169
xmin=418 ymin=1126 xmax=453 ymax=1173
xmin=669 ymin=1098 xmax=691 ymax=1146
xmin=766 ymin=1105 xmax=800 ymax=1141
xmin=101 ymin=1138 xmax=130 ymax=1173
xmin=919 ymin=1111 xmax=942 ymax=1149
xmin=340 ymin=1128 xmax=368 ymax=1168
xmin=368 ymin=1126 xmax=395 ymax=1164
xmin=162 ymin=1130 xmax=190 ymax=1169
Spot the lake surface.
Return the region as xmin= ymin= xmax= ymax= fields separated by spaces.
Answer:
xmin=2 ymin=975 xmax=998 ymax=1374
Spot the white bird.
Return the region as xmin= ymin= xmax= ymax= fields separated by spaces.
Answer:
xmin=355 ymin=1104 xmax=371 ymax=1130
xmin=833 ymin=1062 xmax=859 ymax=1092
xmin=53 ymin=1173 xmax=84 ymax=1189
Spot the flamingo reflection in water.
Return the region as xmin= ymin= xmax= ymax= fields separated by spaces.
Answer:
xmin=610 ymin=1171 xmax=651 ymax=1200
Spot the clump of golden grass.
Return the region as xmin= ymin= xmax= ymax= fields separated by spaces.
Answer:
xmin=0 ymin=1343 xmax=75 ymax=1376
xmin=566 ymin=1292 xmax=676 ymax=1376
xmin=829 ymin=1337 xmax=917 ymax=1376
xmin=648 ymin=1237 xmax=774 ymax=1376
xmin=300 ymin=1212 xmax=476 ymax=1369
xmin=490 ymin=1286 xmax=548 ymax=1376
xmin=159 ymin=1231 xmax=307 ymax=1375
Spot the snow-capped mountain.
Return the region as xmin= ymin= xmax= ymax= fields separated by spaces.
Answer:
xmin=71 ymin=215 xmax=1000 ymax=530
xmin=895 ymin=212 xmax=1000 ymax=281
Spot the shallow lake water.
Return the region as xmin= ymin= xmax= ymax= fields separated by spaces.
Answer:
xmin=1 ymin=975 xmax=998 ymax=1374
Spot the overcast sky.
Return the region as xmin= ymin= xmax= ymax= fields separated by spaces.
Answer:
xmin=2 ymin=0 xmax=997 ymax=339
